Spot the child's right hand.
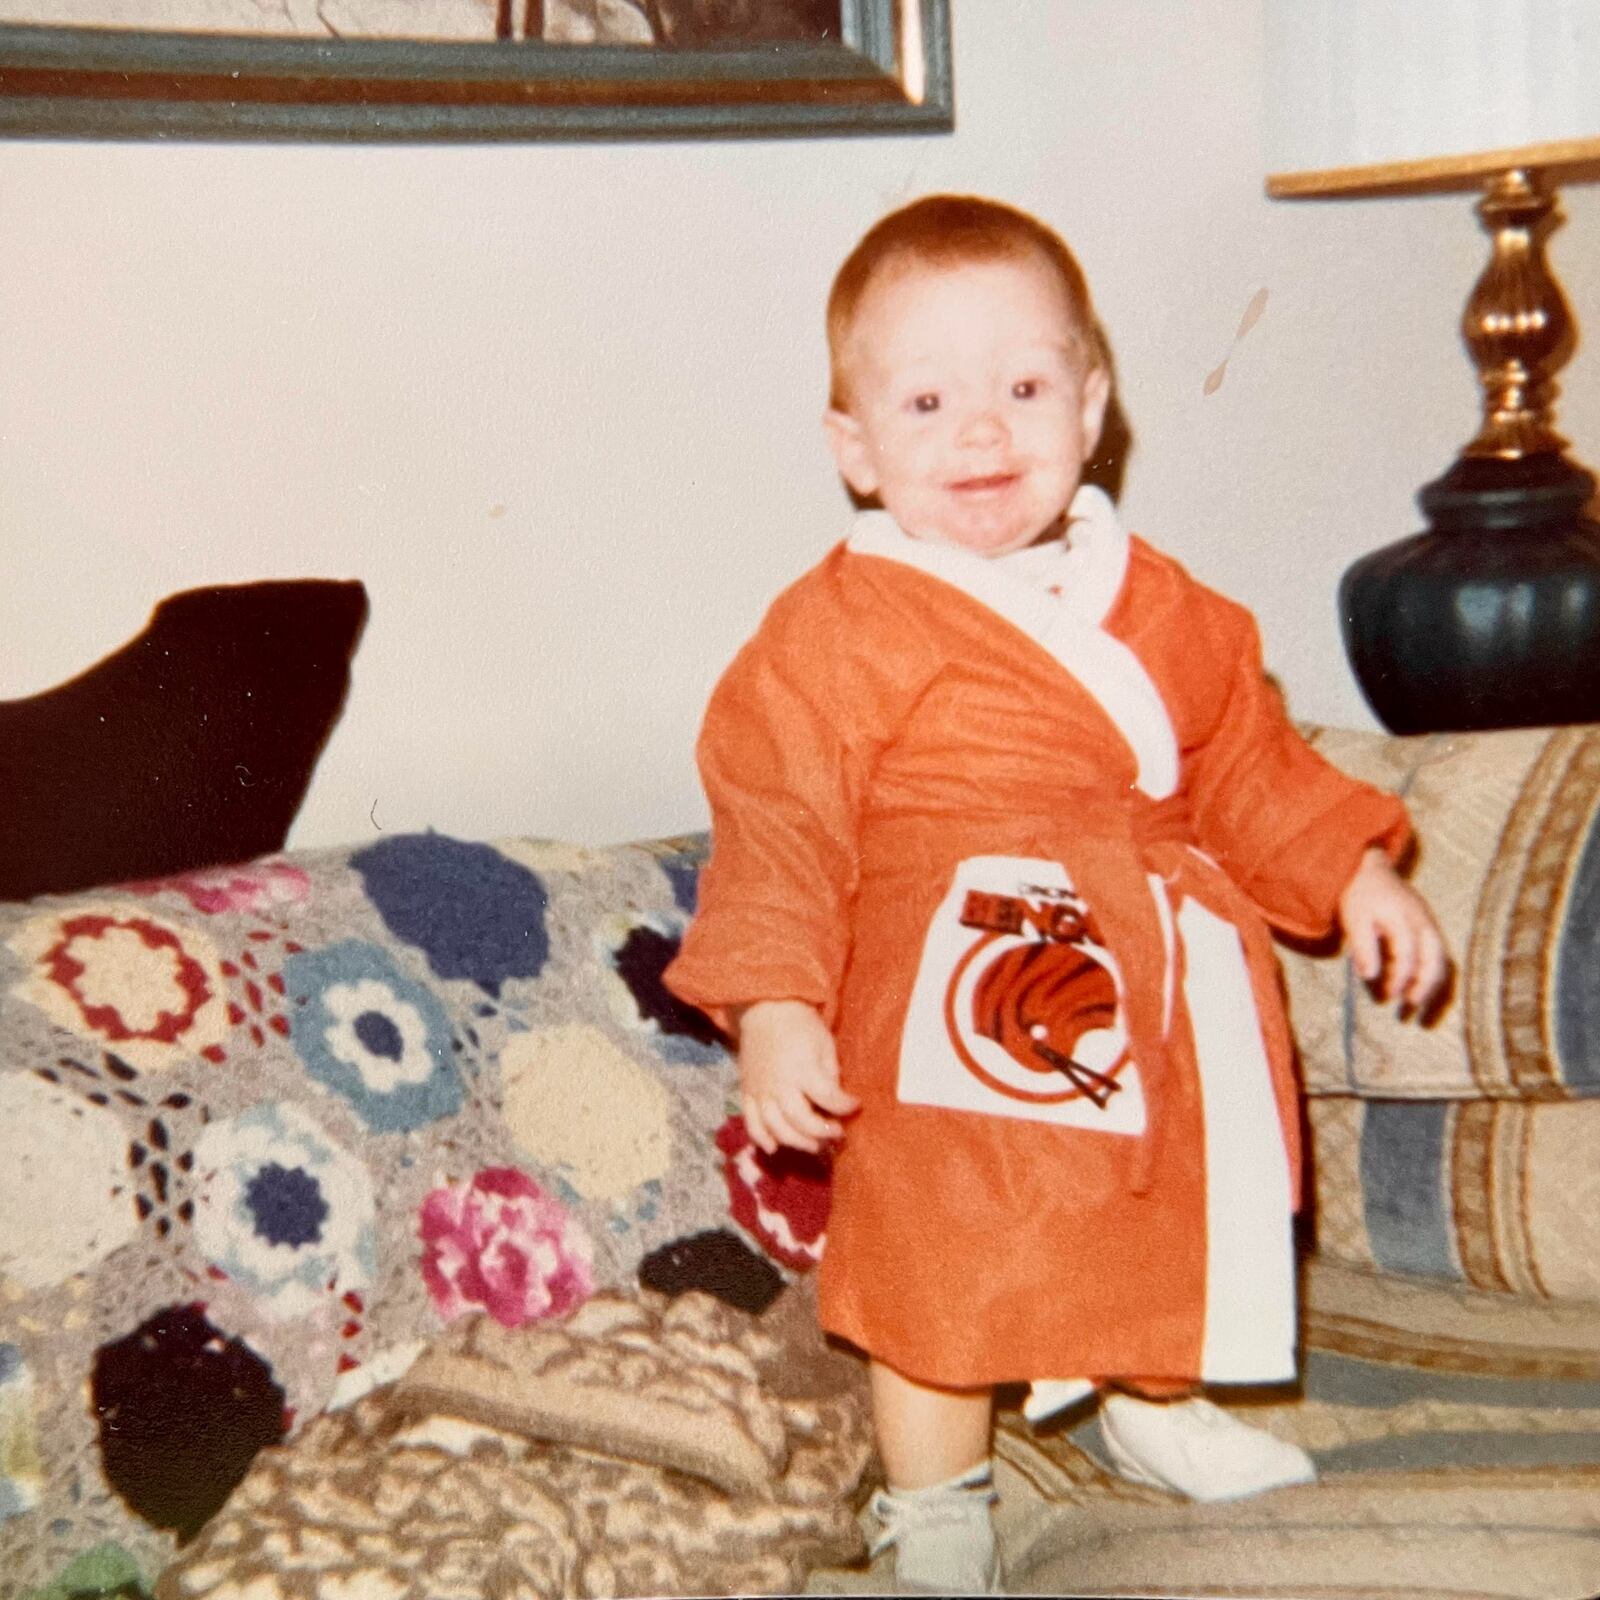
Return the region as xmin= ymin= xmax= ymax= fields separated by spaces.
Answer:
xmin=734 ymin=999 xmax=860 ymax=1156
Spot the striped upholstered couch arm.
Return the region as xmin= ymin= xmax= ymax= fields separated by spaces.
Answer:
xmin=1279 ymin=724 xmax=1600 ymax=1328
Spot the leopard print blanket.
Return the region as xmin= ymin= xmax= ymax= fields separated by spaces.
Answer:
xmin=156 ymin=1286 xmax=872 ymax=1599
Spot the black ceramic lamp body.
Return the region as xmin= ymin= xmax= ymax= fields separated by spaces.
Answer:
xmin=1341 ymin=168 xmax=1600 ymax=734
xmin=1342 ymin=453 xmax=1600 ymax=733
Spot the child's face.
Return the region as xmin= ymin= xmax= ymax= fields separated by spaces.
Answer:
xmin=825 ymin=253 xmax=1111 ymax=558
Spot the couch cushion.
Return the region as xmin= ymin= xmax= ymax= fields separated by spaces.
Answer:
xmin=1285 ymin=725 xmax=1600 ymax=1101
xmin=808 ymin=1357 xmax=1600 ymax=1599
xmin=1307 ymin=1096 xmax=1600 ymax=1306
xmin=1302 ymin=1256 xmax=1600 ymax=1380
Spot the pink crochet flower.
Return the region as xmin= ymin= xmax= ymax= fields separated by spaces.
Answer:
xmin=418 ymin=1167 xmax=593 ymax=1328
xmin=126 ymin=862 xmax=311 ymax=916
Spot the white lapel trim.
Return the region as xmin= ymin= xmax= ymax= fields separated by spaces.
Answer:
xmin=846 ymin=486 xmax=1179 ymax=799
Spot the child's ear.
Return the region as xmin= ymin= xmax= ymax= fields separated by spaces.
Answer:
xmin=823 ymin=408 xmax=880 ymax=498
xmin=1079 ymin=366 xmax=1112 ymax=458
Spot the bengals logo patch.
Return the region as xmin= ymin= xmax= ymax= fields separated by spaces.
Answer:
xmin=898 ymin=857 xmax=1147 ymax=1133
xmin=948 ymin=884 xmax=1129 ymax=1106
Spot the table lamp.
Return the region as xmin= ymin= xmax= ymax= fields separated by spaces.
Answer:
xmin=1265 ymin=0 xmax=1600 ymax=734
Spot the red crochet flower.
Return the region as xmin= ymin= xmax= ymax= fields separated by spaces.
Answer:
xmin=715 ymin=1115 xmax=830 ymax=1271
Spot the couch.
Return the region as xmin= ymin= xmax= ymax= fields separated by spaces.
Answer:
xmin=1 ymin=724 xmax=1598 ymax=1600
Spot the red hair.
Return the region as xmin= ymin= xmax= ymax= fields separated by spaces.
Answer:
xmin=827 ymin=194 xmax=1108 ymax=408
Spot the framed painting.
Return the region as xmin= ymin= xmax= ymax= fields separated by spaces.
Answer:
xmin=0 ymin=0 xmax=950 ymax=139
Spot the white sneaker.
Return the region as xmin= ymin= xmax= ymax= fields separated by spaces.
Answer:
xmin=1098 ymin=1393 xmax=1316 ymax=1502
xmin=868 ymin=1468 xmax=1003 ymax=1593
xmin=1023 ymin=1376 xmax=1097 ymax=1426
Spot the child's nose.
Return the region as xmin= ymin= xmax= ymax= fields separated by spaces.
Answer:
xmin=957 ymin=406 xmax=1009 ymax=447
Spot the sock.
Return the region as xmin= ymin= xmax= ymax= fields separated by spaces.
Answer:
xmin=871 ymin=1458 xmax=1000 ymax=1589
xmin=886 ymin=1458 xmax=994 ymax=1498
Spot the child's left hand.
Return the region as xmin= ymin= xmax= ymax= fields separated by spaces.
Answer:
xmin=1337 ymin=847 xmax=1450 ymax=1015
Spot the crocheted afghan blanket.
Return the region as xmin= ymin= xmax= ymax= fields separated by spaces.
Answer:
xmin=0 ymin=830 xmax=843 ymax=1598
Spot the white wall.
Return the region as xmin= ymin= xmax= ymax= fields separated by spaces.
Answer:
xmin=3 ymin=1 xmax=1598 ymax=849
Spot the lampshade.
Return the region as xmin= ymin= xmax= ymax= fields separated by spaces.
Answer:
xmin=1262 ymin=0 xmax=1600 ymax=737
xmin=1265 ymin=0 xmax=1600 ymax=196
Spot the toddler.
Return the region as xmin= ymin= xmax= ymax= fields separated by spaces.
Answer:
xmin=665 ymin=195 xmax=1447 ymax=1593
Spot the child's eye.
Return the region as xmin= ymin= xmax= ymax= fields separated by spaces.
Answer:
xmin=1012 ymin=378 xmax=1042 ymax=400
xmin=910 ymin=393 xmax=941 ymax=414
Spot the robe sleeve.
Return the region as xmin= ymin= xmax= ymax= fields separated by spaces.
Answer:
xmin=664 ymin=556 xmax=934 ymax=1031
xmin=1182 ymin=594 xmax=1412 ymax=941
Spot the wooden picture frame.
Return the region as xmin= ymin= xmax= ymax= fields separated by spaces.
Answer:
xmin=0 ymin=0 xmax=950 ymax=140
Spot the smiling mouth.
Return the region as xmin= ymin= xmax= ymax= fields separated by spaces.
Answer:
xmin=949 ymin=473 xmax=1019 ymax=495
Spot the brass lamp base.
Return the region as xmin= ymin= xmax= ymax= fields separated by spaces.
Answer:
xmin=1341 ymin=168 xmax=1600 ymax=734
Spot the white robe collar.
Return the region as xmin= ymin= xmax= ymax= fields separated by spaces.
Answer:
xmin=845 ymin=485 xmax=1179 ymax=799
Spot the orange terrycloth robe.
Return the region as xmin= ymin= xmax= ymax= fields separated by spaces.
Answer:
xmin=665 ymin=490 xmax=1409 ymax=1391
